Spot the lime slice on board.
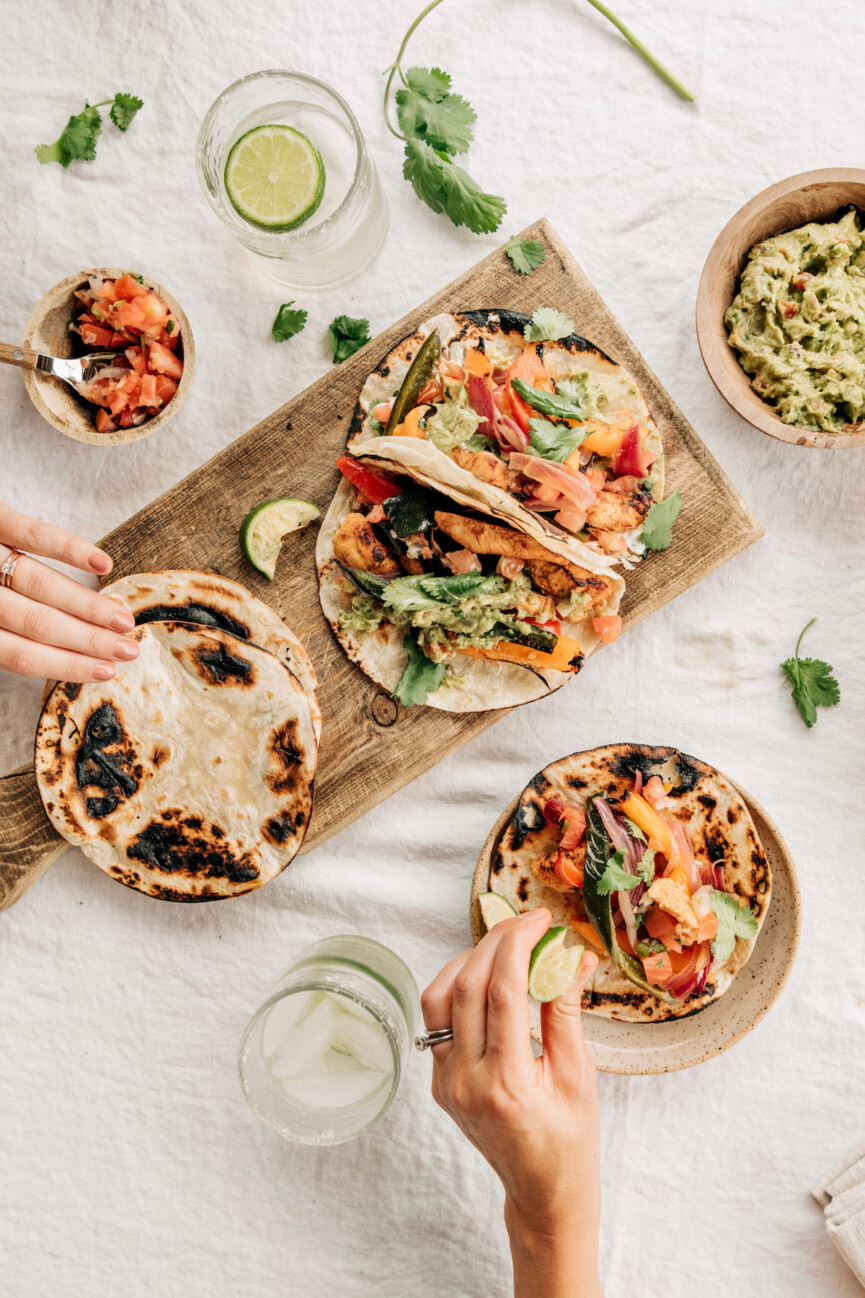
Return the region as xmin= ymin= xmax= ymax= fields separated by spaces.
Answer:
xmin=478 ymin=891 xmax=518 ymax=933
xmin=225 ymin=125 xmax=325 ymax=231
xmin=528 ymin=928 xmax=585 ymax=1003
xmin=239 ymin=498 xmax=321 ymax=581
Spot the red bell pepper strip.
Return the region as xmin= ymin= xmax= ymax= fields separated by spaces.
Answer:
xmin=335 ymin=456 xmax=402 ymax=503
xmin=612 ymin=424 xmax=650 ymax=477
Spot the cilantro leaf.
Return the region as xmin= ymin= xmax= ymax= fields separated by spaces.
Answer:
xmin=710 ymin=891 xmax=758 ymax=963
xmin=110 ymin=92 xmax=143 ymax=131
xmin=403 ymin=140 xmax=505 ymax=232
xmin=596 ymin=849 xmax=641 ymax=896
xmin=396 ymin=67 xmax=476 ymax=155
xmin=639 ymin=490 xmax=683 ymax=551
xmin=524 ymin=308 xmax=575 ymax=342
xmin=328 ymin=314 xmax=371 ymax=364
xmin=781 ymin=617 xmax=840 ymax=728
xmin=402 ymin=139 xmax=447 ymax=214
xmin=36 ymin=103 xmax=102 ymax=167
xmin=527 ymin=418 xmax=586 ymax=463
xmin=505 ymin=237 xmax=546 ymax=276
xmin=392 ymin=632 xmax=447 ymax=707
xmin=636 ymin=847 xmax=656 ymax=884
xmin=624 ymin=816 xmax=646 ymax=843
xmin=271 ymin=301 xmax=308 ymax=343
xmin=512 ymin=377 xmax=587 ymax=423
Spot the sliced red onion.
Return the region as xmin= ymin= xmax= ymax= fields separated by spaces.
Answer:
xmin=595 ymin=797 xmax=647 ymax=944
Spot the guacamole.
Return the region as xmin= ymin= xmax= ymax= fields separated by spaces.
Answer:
xmin=725 ymin=209 xmax=865 ymax=432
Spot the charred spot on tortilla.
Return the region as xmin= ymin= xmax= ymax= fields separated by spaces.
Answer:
xmin=134 ymin=600 xmax=250 ymax=641
xmin=263 ymin=811 xmax=298 ymax=845
xmin=517 ymin=876 xmax=529 ymax=903
xmin=191 ymin=642 xmax=255 ymax=687
xmin=266 ymin=720 xmax=305 ymax=794
xmin=62 ymin=683 xmax=82 ymax=702
xmin=151 ymin=744 xmax=169 ymax=768
xmin=127 ymin=818 xmax=260 ymax=884
xmin=698 ymin=793 xmax=717 ymax=811
xmin=75 ymin=702 xmax=140 ymax=819
xmin=491 ymin=849 xmax=506 ymax=876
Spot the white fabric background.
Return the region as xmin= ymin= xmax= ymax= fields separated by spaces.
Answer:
xmin=1 ymin=2 xmax=864 ymax=1295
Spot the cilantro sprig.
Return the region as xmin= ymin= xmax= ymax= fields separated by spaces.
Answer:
xmin=272 ymin=302 xmax=308 ymax=343
xmin=640 ymin=491 xmax=683 ymax=551
xmin=393 ymin=631 xmax=447 ymax=706
xmin=710 ymin=891 xmax=758 ymax=963
xmin=524 ymin=309 xmax=575 ymax=343
xmin=36 ymin=93 xmax=143 ymax=167
xmin=505 ymin=237 xmax=546 ymax=276
xmin=781 ymin=618 xmax=840 ymax=728
xmin=384 ymin=1 xmax=692 ymax=232
xmin=596 ymin=850 xmax=641 ymax=896
xmin=328 ymin=315 xmax=371 ymax=364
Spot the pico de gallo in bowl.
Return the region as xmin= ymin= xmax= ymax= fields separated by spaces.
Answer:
xmin=72 ymin=273 xmax=185 ymax=434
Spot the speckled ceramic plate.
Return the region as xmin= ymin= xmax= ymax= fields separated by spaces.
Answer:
xmin=470 ymin=768 xmax=800 ymax=1075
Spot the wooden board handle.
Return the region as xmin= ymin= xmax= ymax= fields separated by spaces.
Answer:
xmin=0 ymin=341 xmax=41 ymax=371
xmin=0 ymin=764 xmax=65 ymax=911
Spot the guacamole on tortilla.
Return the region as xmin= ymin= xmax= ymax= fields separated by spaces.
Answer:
xmin=725 ymin=208 xmax=865 ymax=433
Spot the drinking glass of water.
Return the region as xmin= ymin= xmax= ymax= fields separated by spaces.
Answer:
xmin=238 ymin=936 xmax=420 ymax=1145
xmin=196 ymin=71 xmax=388 ymax=290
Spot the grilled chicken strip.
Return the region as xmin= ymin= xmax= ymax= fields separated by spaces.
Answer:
xmin=530 ymin=845 xmax=586 ymax=893
xmin=451 ymin=447 xmax=508 ymax=490
xmin=332 ymin=512 xmax=401 ymax=575
xmin=525 ymin=560 xmax=614 ymax=614
xmin=435 ymin=511 xmax=616 ymax=613
xmin=585 ymin=489 xmax=652 ymax=534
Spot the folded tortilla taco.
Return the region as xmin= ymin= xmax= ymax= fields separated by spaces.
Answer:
xmin=316 ymin=459 xmax=624 ymax=712
xmin=486 ymin=744 xmax=771 ymax=1022
xmin=347 ymin=309 xmax=665 ymax=568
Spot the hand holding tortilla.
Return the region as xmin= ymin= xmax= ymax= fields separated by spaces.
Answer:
xmin=420 ymin=911 xmax=603 ymax=1298
xmin=0 ymin=500 xmax=137 ymax=683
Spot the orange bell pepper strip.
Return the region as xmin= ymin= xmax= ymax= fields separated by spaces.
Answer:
xmin=394 ymin=406 xmax=426 ymax=438
xmin=464 ymin=347 xmax=493 ymax=378
xmin=568 ymin=918 xmax=606 ymax=953
xmin=620 ymin=792 xmax=673 ymax=859
xmin=553 ymin=851 xmax=584 ymax=889
xmin=458 ymin=633 xmax=583 ymax=674
xmin=576 ymin=423 xmax=628 ymax=458
xmin=506 ymin=349 xmax=554 ymax=433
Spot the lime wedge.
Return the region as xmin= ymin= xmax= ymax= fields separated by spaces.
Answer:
xmin=528 ymin=928 xmax=584 ymax=1003
xmin=225 ymin=125 xmax=325 ymax=232
xmin=478 ymin=891 xmax=518 ymax=933
xmin=239 ymin=498 xmax=321 ymax=581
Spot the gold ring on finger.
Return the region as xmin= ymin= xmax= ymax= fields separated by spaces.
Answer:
xmin=0 ymin=549 xmax=24 ymax=590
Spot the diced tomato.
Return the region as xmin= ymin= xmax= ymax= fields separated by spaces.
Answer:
xmin=125 ymin=347 xmax=147 ymax=375
xmin=644 ymin=775 xmax=675 ymax=810
xmin=525 ymin=616 xmax=562 ymax=637
xmin=592 ymin=614 xmax=622 ymax=645
xmin=118 ymin=409 xmax=136 ymax=428
xmin=372 ymin=401 xmax=393 ymax=424
xmin=553 ymin=850 xmax=584 ymax=888
xmin=139 ymin=374 xmax=159 ymax=407
xmin=114 ymin=273 xmax=149 ymax=299
xmin=106 ymin=387 xmax=129 ymax=416
xmin=644 ymin=907 xmax=682 ymax=953
xmin=147 ymin=340 xmax=183 ymax=380
xmin=568 ymin=918 xmax=605 ymax=953
xmin=612 ymin=424 xmax=651 ymax=477
xmin=94 ymin=408 xmax=117 ymax=434
xmin=584 ymin=466 xmax=607 ymax=493
xmin=642 ymin=951 xmax=674 ymax=986
xmin=136 ymin=293 xmax=170 ymax=332
xmin=93 ymin=279 xmax=118 ymax=303
xmin=113 ymin=299 xmax=148 ymax=331
xmin=159 ymin=320 xmax=181 ymax=350
xmin=417 ymin=380 xmax=443 ymax=404
xmin=506 ymin=348 xmax=554 ymax=433
xmin=77 ymin=324 xmax=116 ymax=348
xmin=560 ymin=809 xmax=586 ymax=850
xmin=153 ymin=375 xmax=178 ymax=405
xmin=335 ymin=456 xmax=402 ymax=503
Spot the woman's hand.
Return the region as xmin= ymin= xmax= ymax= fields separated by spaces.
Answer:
xmin=0 ymin=502 xmax=138 ymax=683
xmin=421 ymin=909 xmax=603 ymax=1298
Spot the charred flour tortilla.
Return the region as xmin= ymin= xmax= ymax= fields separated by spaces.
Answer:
xmin=316 ymin=475 xmax=623 ymax=713
xmin=35 ymin=622 xmax=318 ymax=902
xmin=102 ymin=569 xmax=318 ymax=699
xmin=348 ymin=309 xmax=663 ymax=568
xmin=487 ymin=745 xmax=771 ymax=1024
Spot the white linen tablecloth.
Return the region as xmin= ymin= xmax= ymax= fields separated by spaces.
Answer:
xmin=2 ymin=3 xmax=864 ymax=1294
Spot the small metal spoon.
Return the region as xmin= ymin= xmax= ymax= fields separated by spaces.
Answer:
xmin=0 ymin=341 xmax=121 ymax=392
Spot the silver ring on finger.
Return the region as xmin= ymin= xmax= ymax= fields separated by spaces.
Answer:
xmin=414 ymin=1027 xmax=454 ymax=1052
xmin=0 ymin=549 xmax=25 ymax=590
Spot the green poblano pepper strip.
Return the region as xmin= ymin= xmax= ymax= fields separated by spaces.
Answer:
xmin=582 ymin=797 xmax=674 ymax=1004
xmin=384 ymin=328 xmax=442 ymax=435
xmin=510 ymin=377 xmax=588 ymax=423
xmin=382 ymin=485 xmax=437 ymax=538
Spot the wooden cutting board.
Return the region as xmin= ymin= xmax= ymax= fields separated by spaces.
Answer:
xmin=0 ymin=219 xmax=762 ymax=911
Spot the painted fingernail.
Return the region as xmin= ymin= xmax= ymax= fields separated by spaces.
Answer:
xmin=88 ymin=551 xmax=112 ymax=574
xmin=92 ymin=663 xmax=116 ymax=681
xmin=109 ymin=611 xmax=135 ymax=633
xmin=113 ymin=639 xmax=139 ymax=661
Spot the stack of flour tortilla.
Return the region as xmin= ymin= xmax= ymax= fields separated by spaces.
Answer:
xmin=34 ymin=571 xmax=319 ymax=903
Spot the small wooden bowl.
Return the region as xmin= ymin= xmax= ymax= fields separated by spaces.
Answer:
xmin=471 ymin=775 xmax=801 ymax=1075
xmin=22 ymin=267 xmax=194 ymax=447
xmin=696 ymin=168 xmax=865 ymax=450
